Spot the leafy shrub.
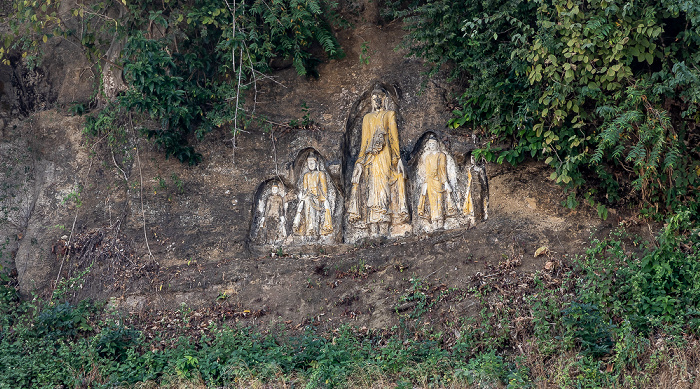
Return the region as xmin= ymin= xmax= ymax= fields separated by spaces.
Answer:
xmin=401 ymin=0 xmax=700 ymax=212
xmin=94 ymin=322 xmax=141 ymax=361
xmin=576 ymin=206 xmax=700 ymax=328
xmin=2 ymin=0 xmax=344 ymax=165
xmin=561 ymin=302 xmax=615 ymax=357
xmin=455 ymin=350 xmax=506 ymax=387
xmin=34 ymin=301 xmax=95 ymax=339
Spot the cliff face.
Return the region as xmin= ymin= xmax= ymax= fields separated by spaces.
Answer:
xmin=0 ymin=20 xmax=625 ymax=328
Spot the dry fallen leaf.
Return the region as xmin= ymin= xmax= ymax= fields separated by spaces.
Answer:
xmin=544 ymin=261 xmax=554 ymax=271
xmin=534 ymin=246 xmax=549 ymax=257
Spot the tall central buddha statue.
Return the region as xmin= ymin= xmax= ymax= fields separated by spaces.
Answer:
xmin=348 ymin=86 xmax=409 ymax=237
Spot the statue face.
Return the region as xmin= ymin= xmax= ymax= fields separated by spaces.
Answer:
xmin=271 ymin=185 xmax=279 ymax=195
xmin=426 ymin=139 xmax=438 ymax=151
xmin=307 ymin=158 xmax=317 ymax=171
xmin=371 ymin=92 xmax=385 ymax=111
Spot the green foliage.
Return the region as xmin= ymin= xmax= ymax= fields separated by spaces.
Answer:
xmin=359 ymin=41 xmax=370 ymax=65
xmin=120 ymin=33 xmax=206 ymax=165
xmin=113 ymin=0 xmax=342 ymax=163
xmin=402 ymin=0 xmax=700 ymax=212
xmin=0 ymin=0 xmax=63 ymax=68
xmin=34 ymin=300 xmax=96 ymax=339
xmin=575 ymin=207 xmax=700 ymax=327
xmin=455 ymin=350 xmax=506 ymax=387
xmin=94 ymin=321 xmax=141 ymax=361
xmin=396 ymin=276 xmax=430 ymax=318
xmin=0 ymin=209 xmax=698 ymax=387
xmin=561 ymin=302 xmax=614 ymax=357
xmin=2 ymin=0 xmax=343 ymax=165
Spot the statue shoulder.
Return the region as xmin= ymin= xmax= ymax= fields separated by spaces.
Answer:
xmin=361 ymin=112 xmax=373 ymax=126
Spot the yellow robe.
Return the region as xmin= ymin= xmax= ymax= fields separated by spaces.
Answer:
xmin=298 ymin=170 xmax=333 ymax=236
xmin=463 ymin=169 xmax=474 ymax=216
xmin=348 ymin=110 xmax=408 ymax=224
xmin=420 ymin=152 xmax=447 ymax=222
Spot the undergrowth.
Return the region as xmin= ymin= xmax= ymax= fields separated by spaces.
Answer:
xmin=0 ymin=205 xmax=698 ymax=388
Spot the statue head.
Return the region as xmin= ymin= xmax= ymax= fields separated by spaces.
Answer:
xmin=371 ymin=86 xmax=388 ymax=111
xmin=307 ymin=155 xmax=318 ymax=171
xmin=426 ymin=136 xmax=438 ymax=152
xmin=271 ymin=183 xmax=280 ymax=195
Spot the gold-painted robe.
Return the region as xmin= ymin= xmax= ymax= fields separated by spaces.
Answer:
xmin=418 ymin=151 xmax=455 ymax=222
xmin=348 ymin=110 xmax=408 ymax=224
xmin=463 ymin=169 xmax=474 ymax=216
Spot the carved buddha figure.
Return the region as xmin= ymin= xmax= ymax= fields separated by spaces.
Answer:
xmin=260 ymin=183 xmax=287 ymax=244
xmin=417 ymin=137 xmax=456 ymax=230
xmin=348 ymin=86 xmax=408 ymax=237
xmin=293 ymin=155 xmax=333 ymax=236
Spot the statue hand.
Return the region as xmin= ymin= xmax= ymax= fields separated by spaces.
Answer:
xmin=444 ymin=182 xmax=452 ymax=192
xmin=351 ymin=163 xmax=362 ymax=184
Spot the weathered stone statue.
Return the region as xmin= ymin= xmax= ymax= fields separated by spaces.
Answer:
xmin=348 ymin=86 xmax=409 ymax=237
xmin=417 ymin=137 xmax=457 ymax=230
xmin=472 ymin=155 xmax=489 ymax=221
xmin=258 ymin=182 xmax=287 ymax=244
xmin=293 ymin=155 xmax=333 ymax=237
xmin=462 ymin=165 xmax=475 ymax=224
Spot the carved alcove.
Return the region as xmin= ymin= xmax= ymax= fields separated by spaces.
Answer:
xmin=407 ymin=131 xmax=490 ymax=233
xmin=341 ymin=82 xmax=412 ymax=243
xmin=249 ymin=178 xmax=294 ymax=247
xmin=408 ymin=131 xmax=463 ymax=233
xmin=288 ymin=148 xmax=343 ymax=245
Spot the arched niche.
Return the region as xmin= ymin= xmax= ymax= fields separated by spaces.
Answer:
xmin=340 ymin=81 xmax=412 ymax=243
xmin=287 ymin=148 xmax=343 ymax=245
xmin=249 ymin=178 xmax=293 ymax=247
xmin=408 ymin=131 xmax=481 ymax=233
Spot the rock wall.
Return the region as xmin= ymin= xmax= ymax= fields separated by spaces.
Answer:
xmin=0 ymin=20 xmax=617 ymax=328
